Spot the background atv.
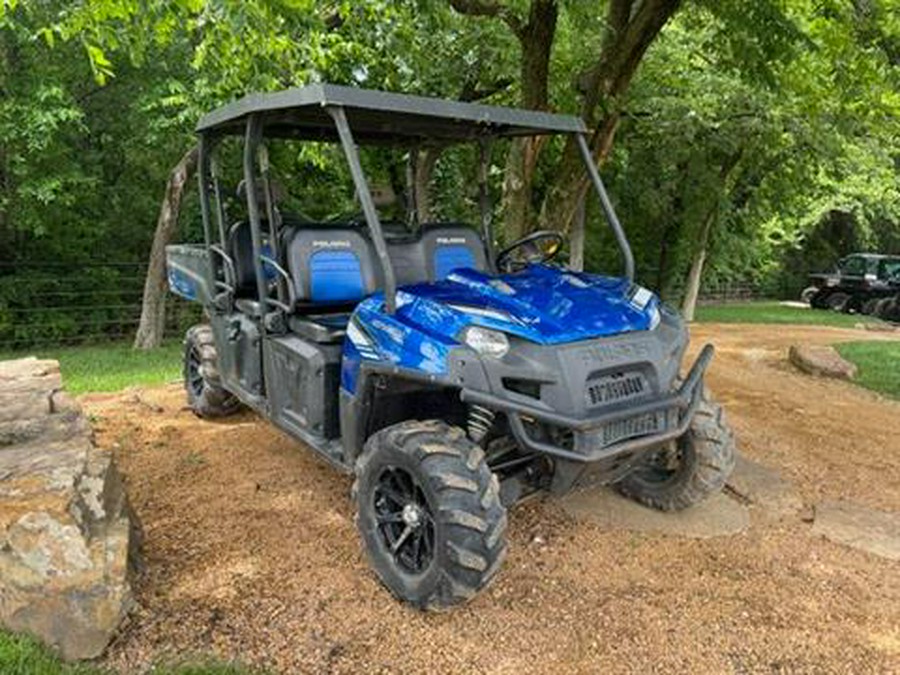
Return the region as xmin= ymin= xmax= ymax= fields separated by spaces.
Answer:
xmin=166 ymin=84 xmax=736 ymax=609
xmin=804 ymin=253 xmax=900 ymax=314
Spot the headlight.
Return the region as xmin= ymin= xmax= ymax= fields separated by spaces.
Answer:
xmin=463 ymin=326 xmax=509 ymax=358
xmin=648 ymin=305 xmax=661 ymax=330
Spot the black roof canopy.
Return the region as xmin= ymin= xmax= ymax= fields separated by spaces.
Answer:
xmin=196 ymin=83 xmax=586 ymax=142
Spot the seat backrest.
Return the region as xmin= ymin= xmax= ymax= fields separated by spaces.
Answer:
xmin=228 ymin=221 xmax=277 ymax=296
xmin=419 ymin=225 xmax=488 ymax=281
xmin=285 ymin=228 xmax=378 ymax=305
xmin=386 ymin=239 xmax=429 ymax=286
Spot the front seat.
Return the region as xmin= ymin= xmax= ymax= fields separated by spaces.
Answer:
xmin=419 ymin=225 xmax=488 ymax=281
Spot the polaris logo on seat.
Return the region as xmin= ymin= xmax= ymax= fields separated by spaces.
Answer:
xmin=312 ymin=240 xmax=352 ymax=248
xmin=436 ymin=237 xmax=467 ymax=245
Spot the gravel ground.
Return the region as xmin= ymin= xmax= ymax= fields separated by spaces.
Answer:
xmin=85 ymin=323 xmax=900 ymax=674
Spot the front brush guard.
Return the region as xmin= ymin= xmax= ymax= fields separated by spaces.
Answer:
xmin=460 ymin=344 xmax=715 ymax=463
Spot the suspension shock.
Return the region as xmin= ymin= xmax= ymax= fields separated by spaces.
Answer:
xmin=467 ymin=404 xmax=495 ymax=443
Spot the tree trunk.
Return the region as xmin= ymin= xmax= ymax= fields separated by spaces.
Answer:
xmin=681 ymin=151 xmax=742 ymax=321
xmin=449 ymin=1 xmax=557 ymax=242
xmin=502 ymin=136 xmax=548 ymax=241
xmin=569 ymin=195 xmax=585 ymax=271
xmin=681 ymin=208 xmax=715 ymax=322
xmin=539 ymin=0 xmax=682 ymax=234
xmin=500 ymin=0 xmax=557 ymax=241
xmin=133 ymin=145 xmax=199 ymax=349
xmin=654 ymin=160 xmax=689 ymax=297
xmin=413 ymin=147 xmax=440 ymax=223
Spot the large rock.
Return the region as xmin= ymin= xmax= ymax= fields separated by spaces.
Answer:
xmin=0 ymin=357 xmax=138 ymax=660
xmin=788 ymin=344 xmax=857 ymax=380
xmin=812 ymin=501 xmax=900 ymax=561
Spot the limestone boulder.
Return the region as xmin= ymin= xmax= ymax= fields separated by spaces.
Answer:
xmin=0 ymin=357 xmax=138 ymax=660
xmin=788 ymin=344 xmax=857 ymax=380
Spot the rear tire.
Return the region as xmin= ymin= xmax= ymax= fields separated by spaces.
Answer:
xmin=617 ymin=390 xmax=736 ymax=511
xmin=353 ymin=419 xmax=508 ymax=610
xmin=183 ymin=324 xmax=241 ymax=418
xmin=861 ymin=298 xmax=879 ymax=315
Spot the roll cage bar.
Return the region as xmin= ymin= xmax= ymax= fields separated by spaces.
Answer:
xmin=196 ymin=84 xmax=634 ymax=316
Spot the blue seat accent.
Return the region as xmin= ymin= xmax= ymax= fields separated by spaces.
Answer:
xmin=309 ymin=250 xmax=365 ymax=303
xmin=434 ymin=245 xmax=477 ymax=280
xmin=261 ymin=242 xmax=277 ymax=281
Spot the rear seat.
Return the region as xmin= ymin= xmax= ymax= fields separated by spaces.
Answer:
xmin=284 ymin=227 xmax=379 ymax=342
xmin=228 ymin=221 xmax=278 ymax=316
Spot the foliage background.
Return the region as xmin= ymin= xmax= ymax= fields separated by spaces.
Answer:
xmin=1 ymin=0 xmax=898 ymax=346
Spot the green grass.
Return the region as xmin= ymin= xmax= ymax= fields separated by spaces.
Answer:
xmin=835 ymin=341 xmax=900 ymax=399
xmin=694 ymin=301 xmax=877 ymax=328
xmin=0 ymin=632 xmax=99 ymax=675
xmin=0 ymin=341 xmax=182 ymax=394
xmin=0 ymin=631 xmax=257 ymax=675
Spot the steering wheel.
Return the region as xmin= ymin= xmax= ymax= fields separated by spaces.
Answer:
xmin=496 ymin=230 xmax=565 ymax=273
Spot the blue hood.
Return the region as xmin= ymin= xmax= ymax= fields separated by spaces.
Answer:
xmin=390 ymin=265 xmax=659 ymax=346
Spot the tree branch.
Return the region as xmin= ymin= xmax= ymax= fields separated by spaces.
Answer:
xmin=459 ymin=76 xmax=514 ymax=102
xmin=448 ymin=0 xmax=523 ymax=37
xmin=579 ymin=0 xmax=682 ymax=122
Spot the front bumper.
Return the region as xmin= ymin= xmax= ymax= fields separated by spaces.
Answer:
xmin=460 ymin=344 xmax=714 ymax=463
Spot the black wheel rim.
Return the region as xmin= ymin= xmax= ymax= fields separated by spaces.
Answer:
xmin=186 ymin=346 xmax=204 ymax=399
xmin=633 ymin=440 xmax=686 ymax=485
xmin=373 ymin=466 xmax=435 ymax=575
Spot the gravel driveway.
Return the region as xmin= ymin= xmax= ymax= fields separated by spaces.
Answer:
xmin=85 ymin=323 xmax=900 ymax=674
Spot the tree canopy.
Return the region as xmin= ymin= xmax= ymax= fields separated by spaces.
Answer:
xmin=1 ymin=0 xmax=898 ymax=345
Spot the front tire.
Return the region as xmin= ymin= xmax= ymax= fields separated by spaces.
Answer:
xmin=353 ymin=420 xmax=508 ymax=610
xmin=826 ymin=291 xmax=850 ymax=312
xmin=183 ymin=324 xmax=241 ymax=418
xmin=617 ymin=390 xmax=736 ymax=511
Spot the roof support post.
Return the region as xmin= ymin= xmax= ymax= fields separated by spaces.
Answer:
xmin=478 ymin=139 xmax=496 ymax=273
xmin=197 ymin=134 xmax=221 ymax=294
xmin=243 ymin=114 xmax=270 ymax=311
xmin=575 ymin=133 xmax=634 ymax=281
xmin=197 ymin=134 xmax=214 ymax=251
xmin=327 ymin=105 xmax=398 ymax=313
xmin=210 ymin=148 xmax=228 ymax=251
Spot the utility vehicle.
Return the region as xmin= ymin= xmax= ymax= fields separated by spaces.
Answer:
xmin=166 ymin=84 xmax=736 ymax=609
xmin=804 ymin=253 xmax=900 ymax=313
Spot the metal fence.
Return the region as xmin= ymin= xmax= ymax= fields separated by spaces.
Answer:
xmin=0 ymin=261 xmax=767 ymax=352
xmin=0 ymin=262 xmax=201 ymax=351
xmin=697 ymin=281 xmax=766 ymax=304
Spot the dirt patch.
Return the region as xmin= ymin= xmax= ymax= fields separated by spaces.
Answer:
xmin=86 ymin=323 xmax=900 ymax=673
xmin=558 ymin=489 xmax=749 ymax=538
